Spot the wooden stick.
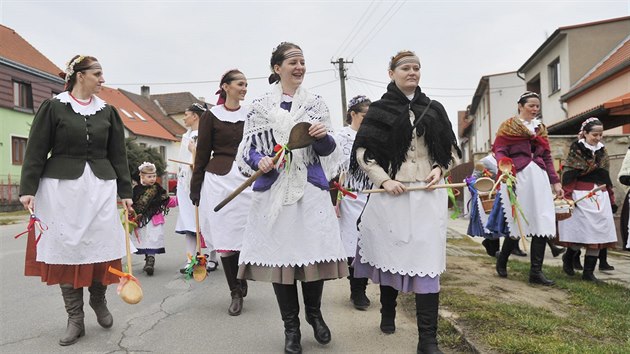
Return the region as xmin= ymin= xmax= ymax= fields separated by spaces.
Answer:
xmin=573 ymin=185 xmax=607 ymax=205
xmin=168 ymin=158 xmax=192 ymax=166
xmin=362 ymin=182 xmax=467 ymax=194
xmin=214 ymin=153 xmax=283 ymax=212
xmin=124 ymin=209 xmax=133 ymax=276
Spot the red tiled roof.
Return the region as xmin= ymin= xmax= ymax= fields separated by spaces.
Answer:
xmin=151 ymin=92 xmax=208 ymax=115
xmin=120 ymin=89 xmax=187 ymax=138
xmin=571 ymin=38 xmax=630 ymax=92
xmin=0 ymin=24 xmax=63 ymax=77
xmin=97 ymin=87 xmax=177 ymax=141
xmin=603 ymin=92 xmax=630 ymax=110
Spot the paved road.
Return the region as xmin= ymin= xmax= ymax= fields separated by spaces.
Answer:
xmin=0 ymin=209 xmax=420 ymax=353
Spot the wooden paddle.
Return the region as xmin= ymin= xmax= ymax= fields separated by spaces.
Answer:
xmin=213 ymin=122 xmax=316 ymax=212
xmin=573 ymin=185 xmax=607 ymax=205
xmin=192 ymin=204 xmax=207 ymax=282
xmin=362 ymin=182 xmax=467 ymax=194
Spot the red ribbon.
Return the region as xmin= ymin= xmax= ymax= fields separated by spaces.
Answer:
xmin=14 ymin=213 xmax=47 ymax=246
xmin=331 ymin=181 xmax=357 ymax=199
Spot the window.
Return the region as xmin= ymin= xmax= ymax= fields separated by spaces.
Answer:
xmin=159 ymin=146 xmax=166 ymax=160
xmin=13 ymin=81 xmax=33 ymax=110
xmin=119 ymin=108 xmax=134 ymax=119
xmin=133 ymin=112 xmax=147 ymax=121
xmin=12 ymin=137 xmax=27 ymax=165
xmin=548 ymin=58 xmax=560 ymax=93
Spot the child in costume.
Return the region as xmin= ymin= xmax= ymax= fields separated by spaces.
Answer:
xmin=132 ymin=161 xmax=177 ymax=275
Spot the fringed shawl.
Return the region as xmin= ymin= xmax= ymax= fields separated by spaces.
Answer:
xmin=132 ymin=183 xmax=170 ymax=228
xmin=562 ymin=140 xmax=612 ymax=186
xmin=236 ymin=84 xmax=340 ymax=224
xmin=349 ymin=82 xmax=460 ymax=179
xmin=493 ymin=117 xmax=550 ymax=152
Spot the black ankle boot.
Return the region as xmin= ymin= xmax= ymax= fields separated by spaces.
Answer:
xmin=301 ymin=280 xmax=331 ymax=344
xmin=562 ymin=248 xmax=576 ymax=276
xmin=273 ymin=283 xmax=302 ymax=354
xmin=598 ymin=248 xmax=615 ymax=271
xmin=547 ymin=238 xmax=566 ymax=257
xmin=416 ymin=293 xmax=443 ymax=354
xmin=573 ymin=249 xmax=583 ymax=270
xmin=583 ymin=255 xmax=602 ymax=282
xmin=380 ymin=285 xmax=398 ymax=334
xmin=529 ymin=237 xmax=555 ymax=286
xmin=143 ymin=255 xmax=155 ymax=276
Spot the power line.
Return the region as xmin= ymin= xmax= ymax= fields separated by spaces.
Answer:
xmin=347 ymin=0 xmax=406 ymax=58
xmin=333 ymin=0 xmax=380 ymax=58
xmin=108 ymin=69 xmax=335 ymax=86
xmin=348 ymin=76 xmax=526 ymax=91
xmin=308 ymin=79 xmax=339 ymax=90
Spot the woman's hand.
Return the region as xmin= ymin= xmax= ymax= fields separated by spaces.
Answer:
xmin=424 ymin=166 xmax=443 ymax=188
xmin=308 ymin=122 xmax=328 ymax=140
xmin=258 ymin=156 xmax=275 ymax=173
xmin=552 ymin=183 xmax=563 ymax=198
xmin=382 ymin=179 xmax=406 ymax=196
xmin=121 ymin=198 xmax=134 ymax=213
xmin=19 ymin=195 xmax=34 ymax=210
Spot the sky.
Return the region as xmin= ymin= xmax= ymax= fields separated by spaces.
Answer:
xmin=1 ymin=0 xmax=628 ymax=130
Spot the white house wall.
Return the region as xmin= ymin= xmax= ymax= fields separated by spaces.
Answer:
xmin=488 ymin=74 xmax=525 ymax=145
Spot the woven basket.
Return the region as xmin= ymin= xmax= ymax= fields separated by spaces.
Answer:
xmin=555 ymin=198 xmax=573 ymax=221
xmin=481 ymin=197 xmax=495 ymax=214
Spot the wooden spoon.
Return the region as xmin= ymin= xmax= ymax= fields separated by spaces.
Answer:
xmin=214 ymin=122 xmax=316 ymax=212
xmin=192 ymin=205 xmax=207 ymax=282
xmin=119 ymin=209 xmax=143 ymax=304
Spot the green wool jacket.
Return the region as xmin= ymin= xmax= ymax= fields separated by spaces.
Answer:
xmin=19 ymin=98 xmax=132 ymax=199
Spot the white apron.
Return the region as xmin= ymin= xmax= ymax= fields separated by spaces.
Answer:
xmin=199 ymin=162 xmax=253 ymax=251
xmin=558 ymin=187 xmax=617 ymax=244
xmin=34 ymin=164 xmax=130 ymax=264
xmin=357 ymin=181 xmax=447 ymax=278
xmin=175 ymin=129 xmax=197 ymax=233
xmin=339 ymin=193 xmax=367 ymax=258
xmin=132 ymin=220 xmax=165 ymax=251
xmin=499 ymin=162 xmax=556 ymax=238
xmin=240 ymin=183 xmax=346 ymax=267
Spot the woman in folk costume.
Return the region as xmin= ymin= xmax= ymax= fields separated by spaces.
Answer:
xmin=190 ymin=69 xmax=253 ymax=316
xmin=488 ymin=91 xmax=563 ymax=286
xmin=176 ymin=103 xmax=216 ymax=273
xmin=19 ymin=55 xmax=132 ymax=346
xmin=559 ymin=118 xmax=618 ymax=282
xmin=349 ymin=50 xmax=461 ymax=354
xmin=132 ymin=162 xmax=177 ymax=275
xmin=618 ymin=145 xmax=630 ymax=251
xmin=334 ymin=95 xmax=372 ymax=310
xmin=236 ymin=42 xmax=346 ymax=354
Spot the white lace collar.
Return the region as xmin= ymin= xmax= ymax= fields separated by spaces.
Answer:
xmin=55 ymin=91 xmax=106 ymax=116
xmin=209 ymin=104 xmax=247 ymax=123
xmin=340 ymin=125 xmax=358 ymax=137
xmin=578 ymin=138 xmax=604 ymax=152
xmin=518 ymin=117 xmax=541 ymax=134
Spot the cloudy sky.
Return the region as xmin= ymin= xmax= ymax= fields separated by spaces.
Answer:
xmin=2 ymin=0 xmax=628 ymax=129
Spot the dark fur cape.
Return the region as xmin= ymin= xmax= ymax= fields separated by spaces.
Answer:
xmin=132 ymin=183 xmax=170 ymax=228
xmin=561 ymin=140 xmax=612 ymax=187
xmin=349 ymin=82 xmax=461 ymax=179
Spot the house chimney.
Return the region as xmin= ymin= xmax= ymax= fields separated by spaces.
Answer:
xmin=141 ymin=85 xmax=150 ymax=98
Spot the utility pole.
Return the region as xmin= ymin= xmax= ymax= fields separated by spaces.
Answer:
xmin=331 ymin=58 xmax=353 ymax=126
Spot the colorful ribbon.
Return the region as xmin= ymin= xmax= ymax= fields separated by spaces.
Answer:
xmin=331 ymin=181 xmax=358 ymax=200
xmin=108 ymin=266 xmax=141 ymax=295
xmin=183 ymin=252 xmax=207 ymax=280
xmin=273 ymin=144 xmax=292 ymax=171
xmin=14 ymin=212 xmax=47 ymax=246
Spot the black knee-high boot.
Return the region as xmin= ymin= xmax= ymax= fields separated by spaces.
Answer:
xmin=220 ymin=253 xmax=243 ymax=316
xmin=573 ymin=249 xmax=583 ymax=270
xmin=529 ymin=237 xmax=555 ymax=286
xmin=301 ymin=280 xmax=331 ymax=344
xmin=348 ymin=258 xmax=370 ymax=310
xmin=482 ymin=238 xmax=500 ymax=257
xmin=598 ymin=248 xmax=615 ymax=271
xmin=496 ymin=237 xmax=516 ymax=278
xmin=273 ymin=283 xmax=301 ymax=354
xmin=416 ymin=293 xmax=443 ymax=354
xmin=562 ymin=247 xmax=577 ymax=276
xmin=380 ymin=285 xmax=398 ymax=334
xmin=583 ymin=255 xmax=601 ymax=282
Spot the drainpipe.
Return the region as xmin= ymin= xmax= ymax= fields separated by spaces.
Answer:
xmin=560 ymin=100 xmax=568 ymax=120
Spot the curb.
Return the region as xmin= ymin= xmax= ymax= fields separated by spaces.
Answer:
xmin=439 ymin=308 xmax=482 ymax=354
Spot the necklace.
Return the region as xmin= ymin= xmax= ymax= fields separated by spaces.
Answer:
xmin=224 ymin=105 xmax=240 ymax=112
xmin=69 ymin=92 xmax=92 ymax=106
